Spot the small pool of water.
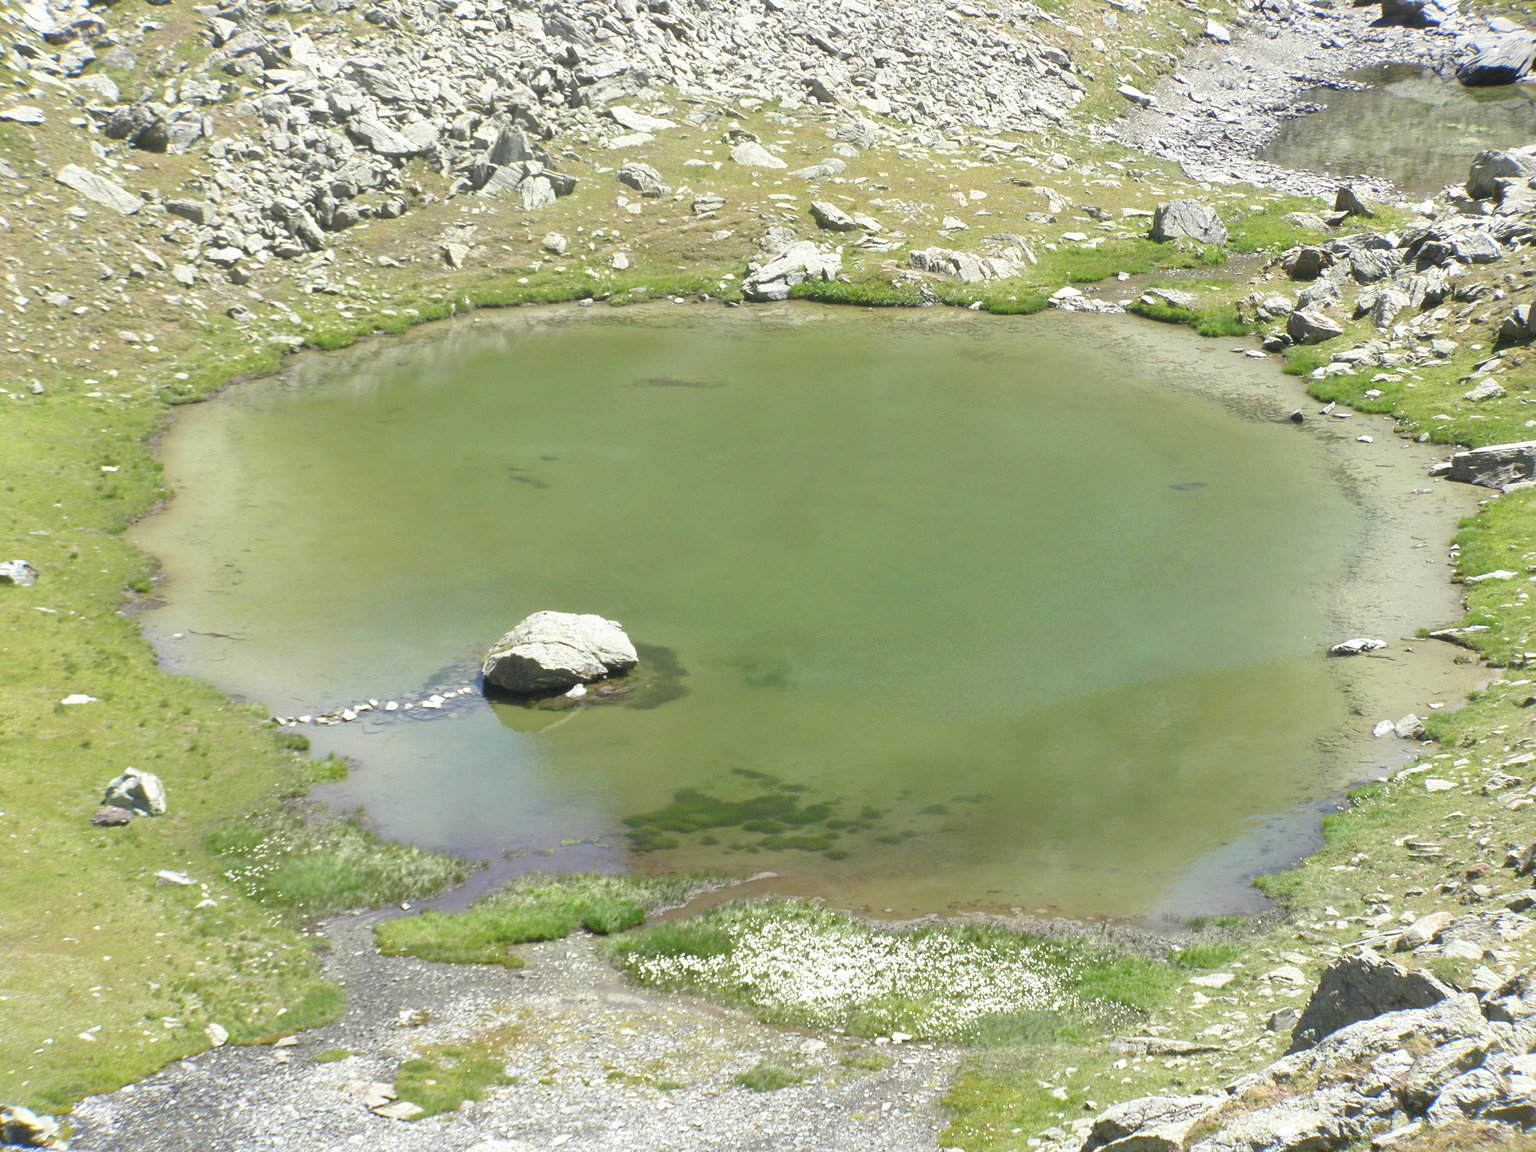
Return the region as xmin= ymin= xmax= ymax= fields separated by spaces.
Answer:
xmin=1260 ymin=63 xmax=1536 ymax=197
xmin=132 ymin=304 xmax=1464 ymax=921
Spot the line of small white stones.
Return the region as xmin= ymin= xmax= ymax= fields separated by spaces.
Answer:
xmin=272 ymin=682 xmax=479 ymax=726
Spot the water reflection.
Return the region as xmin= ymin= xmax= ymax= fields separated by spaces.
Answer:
xmin=1261 ymin=63 xmax=1536 ymax=196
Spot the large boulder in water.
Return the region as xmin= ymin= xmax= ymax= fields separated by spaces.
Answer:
xmin=1458 ymin=34 xmax=1536 ymax=87
xmin=1148 ymin=200 xmax=1227 ymax=246
xmin=482 ymin=611 xmax=638 ymax=695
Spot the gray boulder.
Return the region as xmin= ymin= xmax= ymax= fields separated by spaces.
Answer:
xmin=909 ymin=245 xmax=1032 ymax=282
xmin=55 ymin=164 xmax=142 ymax=215
xmin=102 ymin=767 xmax=168 ymax=816
xmin=482 ymin=611 xmax=638 ymax=695
xmin=729 ymin=141 xmax=786 ymax=169
xmin=1185 ymin=1100 xmax=1360 ymax=1152
xmin=1084 ymin=1095 xmax=1223 ymax=1152
xmin=1467 ymin=148 xmax=1536 ymax=200
xmin=1334 ymin=185 xmax=1374 ymax=218
xmin=1282 ymin=247 xmax=1333 ymax=281
xmin=617 ymin=162 xmax=668 ymax=198
xmin=1289 ymin=951 xmax=1453 ymax=1052
xmin=1286 ymin=309 xmax=1345 ymax=345
xmin=1445 ymin=440 xmax=1536 ymax=489
xmin=92 ymin=805 xmax=135 ymax=827
xmin=742 ymin=241 xmax=842 ymax=302
xmin=1483 ymin=967 xmax=1536 ymax=1022
xmin=1458 ymin=35 xmax=1536 ymax=87
xmin=0 ymin=559 xmax=38 ymax=586
xmin=1149 ymin=200 xmax=1228 ymax=245
xmin=809 ymin=201 xmax=861 ymax=232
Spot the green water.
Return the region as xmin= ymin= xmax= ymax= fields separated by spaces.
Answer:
xmin=1260 ymin=64 xmax=1536 ymax=197
xmin=135 ymin=305 xmax=1380 ymax=919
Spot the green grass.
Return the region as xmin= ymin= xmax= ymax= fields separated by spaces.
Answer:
xmin=789 ymin=280 xmax=930 ymax=307
xmin=206 ymin=809 xmax=471 ymax=916
xmin=313 ymin=1048 xmax=351 ymax=1063
xmin=733 ymin=1061 xmax=811 ymax=1092
xmin=393 ymin=1032 xmax=517 ymax=1117
xmin=1127 ymin=297 xmax=1252 ymax=337
xmin=374 ymin=872 xmax=723 ymax=966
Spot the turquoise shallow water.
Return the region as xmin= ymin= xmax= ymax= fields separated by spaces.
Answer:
xmin=134 ymin=304 xmax=1383 ymax=919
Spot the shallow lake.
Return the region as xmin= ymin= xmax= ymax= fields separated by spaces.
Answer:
xmin=133 ymin=304 xmax=1465 ymax=921
xmin=1260 ymin=63 xmax=1536 ymax=197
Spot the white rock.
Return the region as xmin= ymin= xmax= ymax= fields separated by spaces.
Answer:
xmin=730 ymin=141 xmax=787 ymax=169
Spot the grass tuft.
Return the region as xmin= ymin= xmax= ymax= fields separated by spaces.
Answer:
xmin=374 ymin=872 xmax=723 ymax=966
xmin=733 ymin=1061 xmax=811 ymax=1092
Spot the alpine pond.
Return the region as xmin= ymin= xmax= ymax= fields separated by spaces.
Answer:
xmin=131 ymin=304 xmax=1446 ymax=921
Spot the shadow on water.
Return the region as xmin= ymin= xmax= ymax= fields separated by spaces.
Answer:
xmin=484 ymin=643 xmax=691 ymax=731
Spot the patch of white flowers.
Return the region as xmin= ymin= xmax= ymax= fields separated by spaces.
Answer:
xmin=623 ymin=905 xmax=1082 ymax=1038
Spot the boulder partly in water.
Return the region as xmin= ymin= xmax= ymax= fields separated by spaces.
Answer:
xmin=482 ymin=611 xmax=639 ymax=695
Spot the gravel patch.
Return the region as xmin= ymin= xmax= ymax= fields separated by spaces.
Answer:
xmin=68 ymin=914 xmax=954 ymax=1152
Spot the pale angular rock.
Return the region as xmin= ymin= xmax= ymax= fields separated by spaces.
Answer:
xmin=482 ymin=611 xmax=638 ymax=695
xmin=0 ymin=560 xmax=38 ymax=586
xmin=1287 ymin=309 xmax=1345 ymax=345
xmin=1084 ymin=1095 xmax=1224 ymax=1152
xmin=742 ymin=241 xmax=842 ymax=302
xmin=1467 ymin=148 xmax=1536 ymax=200
xmin=617 ymin=162 xmax=668 ymax=197
xmin=730 ymin=141 xmax=786 ymax=169
xmin=102 ymin=767 xmax=167 ymax=816
xmin=1149 ymin=200 xmax=1227 ymax=245
xmin=56 ymin=164 xmax=142 ymax=215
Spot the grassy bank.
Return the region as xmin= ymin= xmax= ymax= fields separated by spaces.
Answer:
xmin=375 ymin=872 xmax=724 ymax=967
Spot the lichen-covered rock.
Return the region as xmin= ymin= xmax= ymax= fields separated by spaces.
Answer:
xmin=482 ymin=611 xmax=638 ymax=695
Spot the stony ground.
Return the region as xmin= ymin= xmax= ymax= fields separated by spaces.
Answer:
xmin=69 ymin=914 xmax=953 ymax=1152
